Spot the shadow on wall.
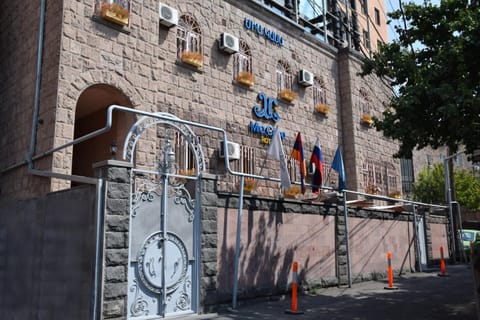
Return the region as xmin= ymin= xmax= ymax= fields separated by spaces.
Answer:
xmin=216 ymin=202 xmax=336 ymax=301
xmin=217 ymin=207 xmax=294 ymax=301
xmin=348 ymin=217 xmax=415 ymax=282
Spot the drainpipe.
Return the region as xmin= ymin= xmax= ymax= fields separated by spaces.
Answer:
xmin=27 ymin=0 xmax=46 ymax=169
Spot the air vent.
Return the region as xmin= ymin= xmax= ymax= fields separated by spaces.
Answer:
xmin=219 ymin=33 xmax=239 ymax=54
xmin=159 ymin=2 xmax=178 ymax=27
xmin=298 ymin=69 xmax=314 ymax=86
xmin=219 ymin=140 xmax=241 ymax=160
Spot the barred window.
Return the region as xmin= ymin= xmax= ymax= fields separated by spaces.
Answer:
xmin=313 ymin=77 xmax=327 ymax=106
xmin=176 ymin=15 xmax=203 ymax=60
xmin=240 ymin=146 xmax=255 ymax=175
xmin=173 ymin=131 xmax=198 ymax=172
xmin=358 ymin=88 xmax=371 ymax=113
xmin=362 ymin=159 xmax=399 ymax=195
xmin=233 ymin=40 xmax=252 ymax=80
xmin=400 ymin=158 xmax=414 ymax=194
xmin=363 ymin=30 xmax=370 ymax=49
xmin=288 ymin=158 xmax=300 ymax=185
xmin=276 ymin=60 xmax=294 ymax=92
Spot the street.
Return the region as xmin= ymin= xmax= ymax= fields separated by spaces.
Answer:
xmin=188 ymin=264 xmax=478 ymax=320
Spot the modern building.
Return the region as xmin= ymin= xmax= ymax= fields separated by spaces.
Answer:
xmin=0 ymin=0 xmax=451 ymax=319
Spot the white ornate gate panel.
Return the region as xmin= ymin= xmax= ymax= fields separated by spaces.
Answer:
xmin=123 ymin=114 xmax=204 ymax=319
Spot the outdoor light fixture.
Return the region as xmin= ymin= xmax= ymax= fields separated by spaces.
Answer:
xmin=160 ymin=133 xmax=176 ymax=174
xmin=110 ymin=141 xmax=118 ymax=160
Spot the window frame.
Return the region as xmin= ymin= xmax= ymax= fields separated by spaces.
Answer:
xmin=276 ymin=60 xmax=294 ymax=92
xmin=176 ymin=14 xmax=203 ymax=61
xmin=233 ymin=40 xmax=253 ymax=80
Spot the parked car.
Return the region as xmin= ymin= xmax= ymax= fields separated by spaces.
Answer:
xmin=461 ymin=229 xmax=480 ymax=258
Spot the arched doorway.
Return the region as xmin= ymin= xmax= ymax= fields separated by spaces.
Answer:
xmin=72 ymin=84 xmax=135 ymax=179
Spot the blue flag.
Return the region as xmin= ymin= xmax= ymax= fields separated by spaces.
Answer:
xmin=332 ymin=146 xmax=346 ymax=190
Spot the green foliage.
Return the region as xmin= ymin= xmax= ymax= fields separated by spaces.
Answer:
xmin=413 ymin=163 xmax=480 ymax=210
xmin=361 ymin=0 xmax=480 ymax=158
xmin=413 ymin=163 xmax=445 ymax=204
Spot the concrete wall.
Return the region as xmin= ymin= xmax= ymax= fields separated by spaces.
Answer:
xmin=348 ymin=217 xmax=415 ymax=277
xmin=430 ymin=221 xmax=449 ymax=259
xmin=0 ymin=186 xmax=96 ymax=320
xmin=216 ymin=208 xmax=336 ymax=297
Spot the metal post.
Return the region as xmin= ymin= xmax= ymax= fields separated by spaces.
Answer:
xmin=91 ymin=178 xmax=105 ymax=320
xmin=232 ymin=175 xmax=245 ymax=309
xmin=343 ymin=191 xmax=352 ymax=287
xmin=444 ymin=158 xmax=456 ymax=262
xmin=453 ymin=202 xmax=465 ymax=263
xmin=412 ymin=205 xmax=422 ymax=272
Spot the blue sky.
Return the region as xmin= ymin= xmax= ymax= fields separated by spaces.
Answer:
xmin=386 ymin=0 xmax=440 ymax=42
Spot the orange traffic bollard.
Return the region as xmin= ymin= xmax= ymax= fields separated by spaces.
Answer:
xmin=285 ymin=261 xmax=304 ymax=315
xmin=438 ymin=246 xmax=449 ymax=277
xmin=384 ymin=251 xmax=398 ymax=290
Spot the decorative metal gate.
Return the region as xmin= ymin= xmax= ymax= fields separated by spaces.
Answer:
xmin=123 ymin=113 xmax=205 ymax=319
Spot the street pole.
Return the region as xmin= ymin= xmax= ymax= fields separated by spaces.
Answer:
xmin=444 ymin=157 xmax=456 ymax=262
xmin=444 ymin=150 xmax=466 ymax=263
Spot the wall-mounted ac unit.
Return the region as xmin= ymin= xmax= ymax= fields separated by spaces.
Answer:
xmin=159 ymin=2 xmax=178 ymax=27
xmin=219 ymin=140 xmax=241 ymax=160
xmin=219 ymin=33 xmax=239 ymax=53
xmin=298 ymin=69 xmax=314 ymax=86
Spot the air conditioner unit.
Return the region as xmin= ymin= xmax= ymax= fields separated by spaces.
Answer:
xmin=159 ymin=2 xmax=178 ymax=27
xmin=298 ymin=69 xmax=314 ymax=86
xmin=219 ymin=140 xmax=241 ymax=160
xmin=219 ymin=33 xmax=239 ymax=53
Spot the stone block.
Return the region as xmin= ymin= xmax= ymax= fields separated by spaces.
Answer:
xmin=106 ymin=231 xmax=127 ymax=249
xmin=103 ymin=299 xmax=126 ymax=318
xmin=104 ymin=283 xmax=127 ymax=299
xmin=106 ymin=248 xmax=128 ymax=266
xmin=105 ymin=266 xmax=127 ymax=282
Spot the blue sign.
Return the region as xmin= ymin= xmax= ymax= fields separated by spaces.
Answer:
xmin=253 ymin=93 xmax=280 ymax=123
xmin=244 ymin=18 xmax=284 ymax=46
xmin=249 ymin=93 xmax=286 ymax=143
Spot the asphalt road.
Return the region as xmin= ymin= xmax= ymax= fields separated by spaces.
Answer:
xmin=186 ymin=264 xmax=478 ymax=320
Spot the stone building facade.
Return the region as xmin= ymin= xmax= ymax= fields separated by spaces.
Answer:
xmin=0 ymin=0 xmax=400 ymax=200
xmin=0 ymin=1 xmax=452 ymax=319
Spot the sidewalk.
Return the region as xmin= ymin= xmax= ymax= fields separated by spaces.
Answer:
xmin=187 ymin=264 xmax=478 ymax=320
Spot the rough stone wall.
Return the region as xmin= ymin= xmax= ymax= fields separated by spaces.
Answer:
xmin=337 ymin=49 xmax=401 ymax=196
xmin=200 ymin=173 xmax=221 ymax=313
xmin=94 ymin=160 xmax=132 ymax=319
xmin=0 ymin=0 xmax=63 ymax=198
xmin=1 ymin=0 xmax=400 ymax=200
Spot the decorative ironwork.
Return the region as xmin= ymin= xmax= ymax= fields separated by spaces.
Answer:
xmin=172 ymin=185 xmax=195 ymax=222
xmin=129 ymin=280 xmax=150 ymax=317
xmin=174 ymin=278 xmax=192 ymax=311
xmin=137 ymin=232 xmax=188 ymax=295
xmin=122 ymin=112 xmax=205 ymax=173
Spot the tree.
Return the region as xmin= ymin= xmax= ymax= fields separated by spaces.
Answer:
xmin=414 ymin=163 xmax=480 ymax=210
xmin=360 ymin=0 xmax=480 ymax=159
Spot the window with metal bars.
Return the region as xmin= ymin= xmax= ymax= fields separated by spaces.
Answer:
xmin=362 ymin=159 xmax=399 ymax=195
xmin=173 ymin=131 xmax=199 ymax=173
xmin=233 ymin=40 xmax=253 ymax=80
xmin=313 ymin=77 xmax=327 ymax=105
xmin=276 ymin=60 xmax=294 ymax=92
xmin=400 ymin=158 xmax=414 ymax=194
xmin=358 ymin=88 xmax=371 ymax=113
xmin=176 ymin=14 xmax=203 ymax=60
